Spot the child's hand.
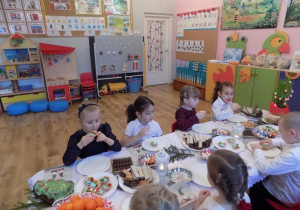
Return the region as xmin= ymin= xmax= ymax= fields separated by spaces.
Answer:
xmin=260 ymin=139 xmax=273 ymax=149
xmin=194 ymin=190 xmax=211 ymax=209
xmin=250 ymin=142 xmax=261 ymax=151
xmin=96 ymin=131 xmax=108 ymax=142
xmin=196 ymin=110 xmax=206 ymax=120
xmin=231 ymin=103 xmax=241 ymax=111
xmin=138 ymin=127 xmax=150 ymax=138
xmin=77 ymin=134 xmax=95 ymax=149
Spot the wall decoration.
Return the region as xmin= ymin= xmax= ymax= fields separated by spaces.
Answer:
xmin=284 ymin=0 xmax=300 ymax=27
xmin=100 ymin=64 xmax=106 ymax=73
xmin=221 ymin=0 xmax=281 ymax=30
xmin=8 ymin=23 xmax=28 ymax=34
xmin=121 ymin=63 xmax=127 ymax=72
xmin=239 ymin=66 xmax=251 ymax=83
xmin=0 ymin=10 xmax=4 ymax=22
xmin=213 ymin=65 xmax=234 ymax=84
xmin=2 ymin=0 xmax=23 ymax=9
xmin=257 ymin=30 xmax=290 ymax=56
xmin=223 ymin=48 xmax=243 ymax=63
xmin=28 ymin=23 xmax=45 ymax=34
xmin=48 ymin=0 xmax=71 ymax=11
xmin=109 ymin=64 xmax=115 ymax=73
xmin=290 ymin=51 xmax=300 ymax=71
xmin=23 ymin=0 xmax=41 ymax=10
xmin=0 ymin=23 xmax=9 ymax=34
xmin=75 ymin=0 xmax=102 ymax=15
xmin=5 ymin=10 xmax=26 ymax=22
xmin=25 ymin=11 xmax=43 ymax=22
xmin=125 ymin=54 xmax=140 ymax=60
xmin=104 ymin=0 xmax=130 ymax=15
xmin=225 ymin=32 xmax=247 ymax=51
xmin=176 ymin=8 xmax=218 ymax=38
xmin=107 ymin=15 xmax=130 ymax=33
xmin=46 ymin=16 xmax=68 ymax=36
xmin=176 ymin=40 xmax=204 ymax=53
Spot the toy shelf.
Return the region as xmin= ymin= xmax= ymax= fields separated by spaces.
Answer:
xmin=0 ymin=75 xmax=43 ymax=82
xmin=173 ymin=78 xmax=206 ymax=100
xmin=0 ymin=87 xmax=45 ymax=97
xmin=71 ymin=94 xmax=82 ymax=100
xmin=0 ymin=61 xmax=40 ymax=66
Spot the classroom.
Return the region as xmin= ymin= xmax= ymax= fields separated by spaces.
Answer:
xmin=0 ymin=0 xmax=300 ymax=209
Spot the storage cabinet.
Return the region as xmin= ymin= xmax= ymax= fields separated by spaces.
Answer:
xmin=234 ymin=66 xmax=279 ymax=110
xmin=205 ymin=63 xmax=237 ymax=102
xmin=173 ymin=79 xmax=205 ymax=100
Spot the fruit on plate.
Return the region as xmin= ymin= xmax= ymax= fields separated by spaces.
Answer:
xmin=232 ymin=143 xmax=240 ymax=150
xmin=150 ymin=141 xmax=158 ymax=146
xmin=261 ymin=143 xmax=270 ymax=150
xmin=226 ymin=138 xmax=235 ymax=143
xmin=218 ymin=142 xmax=226 ymax=148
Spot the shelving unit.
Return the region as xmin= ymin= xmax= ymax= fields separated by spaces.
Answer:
xmin=0 ymin=33 xmax=47 ymax=111
xmin=173 ymin=78 xmax=205 ymax=100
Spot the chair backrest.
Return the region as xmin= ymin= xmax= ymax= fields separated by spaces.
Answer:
xmin=266 ymin=199 xmax=300 ymax=210
xmin=172 ymin=121 xmax=179 ymax=132
xmin=80 ymin=72 xmax=94 ymax=83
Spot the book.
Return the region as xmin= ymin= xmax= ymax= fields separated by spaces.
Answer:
xmin=5 ymin=65 xmax=17 ymax=79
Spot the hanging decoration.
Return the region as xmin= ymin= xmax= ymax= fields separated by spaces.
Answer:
xmin=48 ymin=58 xmax=52 ymax=65
xmin=54 ymin=58 xmax=58 ymax=63
xmin=67 ymin=58 xmax=71 ymax=62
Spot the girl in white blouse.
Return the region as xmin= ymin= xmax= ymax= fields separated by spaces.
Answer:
xmin=211 ymin=81 xmax=240 ymax=121
xmin=194 ymin=150 xmax=251 ymax=210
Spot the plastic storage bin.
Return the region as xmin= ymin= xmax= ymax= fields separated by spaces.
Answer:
xmin=19 ymin=84 xmax=33 ymax=91
xmin=127 ymin=79 xmax=141 ymax=93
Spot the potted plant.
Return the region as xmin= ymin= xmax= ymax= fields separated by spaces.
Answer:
xmin=269 ymin=78 xmax=293 ymax=116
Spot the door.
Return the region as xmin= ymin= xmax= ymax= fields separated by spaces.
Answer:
xmin=144 ymin=15 xmax=172 ymax=86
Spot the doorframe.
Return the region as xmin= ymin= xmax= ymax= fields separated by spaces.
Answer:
xmin=144 ymin=13 xmax=173 ymax=85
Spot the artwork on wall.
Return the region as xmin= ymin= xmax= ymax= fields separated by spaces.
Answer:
xmin=221 ymin=0 xmax=281 ymax=30
xmin=284 ymin=0 xmax=300 ymax=27
xmin=176 ymin=40 xmax=204 ymax=54
xmin=5 ymin=10 xmax=26 ymax=22
xmin=104 ymin=0 xmax=130 ymax=15
xmin=223 ymin=48 xmax=243 ymax=63
xmin=8 ymin=23 xmax=28 ymax=34
xmin=0 ymin=10 xmax=4 ymax=22
xmin=23 ymin=0 xmax=41 ymax=10
xmin=75 ymin=0 xmax=102 ymax=15
xmin=49 ymin=0 xmax=71 ymax=11
xmin=0 ymin=23 xmax=9 ymax=34
xmin=28 ymin=23 xmax=45 ymax=34
xmin=1 ymin=0 xmax=23 ymax=9
xmin=25 ymin=11 xmax=43 ymax=22
xmin=290 ymin=51 xmax=300 ymax=71
xmin=176 ymin=8 xmax=218 ymax=38
xmin=107 ymin=15 xmax=130 ymax=33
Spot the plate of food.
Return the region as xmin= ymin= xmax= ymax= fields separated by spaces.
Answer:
xmin=200 ymin=148 xmax=215 ymax=160
xmin=212 ymin=128 xmax=231 ymax=136
xmin=241 ymin=121 xmax=256 ymax=130
xmin=167 ymin=167 xmax=193 ymax=183
xmin=259 ymin=125 xmax=280 ymax=135
xmin=118 ymin=166 xmax=159 ymax=193
xmin=74 ymin=172 xmax=118 ymax=198
xmin=189 ymin=163 xmax=211 ymax=187
xmin=192 ymin=123 xmax=215 ymax=134
xmin=247 ymin=142 xmax=281 ymax=158
xmin=227 ymin=114 xmax=248 ymax=123
xmin=76 ymin=155 xmax=110 ymax=175
xmin=182 ymin=133 xmax=212 ymax=151
xmin=138 ymin=153 xmax=156 ymax=166
xmin=52 ymin=193 xmax=115 ymax=209
xmin=141 ymin=137 xmax=170 ymax=152
xmin=243 ymin=130 xmax=256 ymax=138
xmin=212 ymin=136 xmax=245 ymax=153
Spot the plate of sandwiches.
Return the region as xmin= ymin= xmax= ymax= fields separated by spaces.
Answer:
xmin=212 ymin=136 xmax=245 ymax=153
xmin=118 ymin=165 xmax=159 ymax=193
xmin=182 ymin=133 xmax=212 ymax=152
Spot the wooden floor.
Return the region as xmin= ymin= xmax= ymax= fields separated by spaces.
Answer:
xmin=0 ymin=84 xmax=212 ymax=209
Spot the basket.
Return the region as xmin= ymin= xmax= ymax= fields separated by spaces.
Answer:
xmin=127 ymin=79 xmax=141 ymax=93
xmin=19 ymin=84 xmax=33 ymax=91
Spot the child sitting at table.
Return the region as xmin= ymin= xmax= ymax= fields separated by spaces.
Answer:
xmin=211 ymin=81 xmax=241 ymax=121
xmin=250 ymin=112 xmax=300 ymax=209
xmin=194 ymin=150 xmax=251 ymax=210
xmin=130 ymin=184 xmax=180 ymax=210
xmin=175 ymin=85 xmax=206 ymax=131
xmin=63 ymin=99 xmax=121 ymax=166
xmin=121 ymin=96 xmax=162 ymax=147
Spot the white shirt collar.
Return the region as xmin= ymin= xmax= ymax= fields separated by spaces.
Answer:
xmin=134 ymin=118 xmax=151 ymax=128
xmin=217 ymin=96 xmax=229 ymax=106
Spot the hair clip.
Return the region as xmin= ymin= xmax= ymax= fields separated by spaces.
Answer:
xmin=216 ymin=173 xmax=222 ymax=183
xmin=78 ymin=103 xmax=98 ymax=117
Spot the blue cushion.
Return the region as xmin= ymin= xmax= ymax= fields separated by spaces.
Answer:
xmin=49 ymin=100 xmax=69 ymax=112
xmin=29 ymin=100 xmax=49 ymax=112
xmin=7 ymin=102 xmax=29 ymax=116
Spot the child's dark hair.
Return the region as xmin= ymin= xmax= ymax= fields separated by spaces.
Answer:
xmin=178 ymin=85 xmax=200 ymax=107
xmin=126 ymin=96 xmax=154 ymax=123
xmin=207 ymin=150 xmax=248 ymax=204
xmin=212 ymin=81 xmax=234 ymax=102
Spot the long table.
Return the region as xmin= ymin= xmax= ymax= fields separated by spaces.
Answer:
xmin=28 ymin=120 xmax=279 ymax=209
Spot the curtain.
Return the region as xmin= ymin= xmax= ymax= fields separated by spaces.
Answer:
xmin=147 ymin=20 xmax=165 ymax=72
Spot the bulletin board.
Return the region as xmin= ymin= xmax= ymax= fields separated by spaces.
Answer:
xmin=176 ymin=7 xmax=220 ymax=62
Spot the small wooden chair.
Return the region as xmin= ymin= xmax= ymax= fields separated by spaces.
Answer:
xmin=171 ymin=121 xmax=179 ymax=132
xmin=266 ymin=199 xmax=300 ymax=210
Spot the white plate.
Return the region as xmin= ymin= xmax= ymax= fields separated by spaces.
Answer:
xmin=258 ymin=125 xmax=280 ymax=133
xmin=141 ymin=137 xmax=170 ymax=152
xmin=74 ymin=172 xmax=118 ymax=197
xmin=227 ymin=114 xmax=248 ymax=123
xmin=122 ymin=195 xmax=132 ymax=210
xmin=190 ymin=163 xmax=211 ymax=187
xmin=76 ymin=155 xmax=110 ymax=175
xmin=118 ymin=169 xmax=159 ymax=193
xmin=212 ymin=136 xmax=245 ymax=153
xmin=247 ymin=142 xmax=281 ymax=158
xmin=192 ymin=123 xmax=215 ymax=134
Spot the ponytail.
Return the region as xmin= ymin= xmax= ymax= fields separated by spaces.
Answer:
xmin=212 ymin=81 xmax=221 ymax=103
xmin=126 ymin=104 xmax=136 ymax=123
xmin=126 ymin=96 xmax=155 ymax=123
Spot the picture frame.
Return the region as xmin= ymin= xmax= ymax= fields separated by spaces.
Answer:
xmin=8 ymin=23 xmax=28 ymax=34
xmin=223 ymin=48 xmax=243 ymax=63
xmin=0 ymin=23 xmax=9 ymax=34
xmin=23 ymin=0 xmax=41 ymax=10
xmin=25 ymin=11 xmax=43 ymax=22
xmin=5 ymin=10 xmax=26 ymax=22
xmin=1 ymin=0 xmax=23 ymax=9
xmin=290 ymin=50 xmax=300 ymax=71
xmin=75 ymin=0 xmax=102 ymax=15
xmin=27 ymin=23 xmax=45 ymax=34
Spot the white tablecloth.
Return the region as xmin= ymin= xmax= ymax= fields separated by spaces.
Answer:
xmin=28 ymin=119 xmax=279 ymax=210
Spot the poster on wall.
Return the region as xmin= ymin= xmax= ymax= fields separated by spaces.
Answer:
xmin=0 ymin=23 xmax=9 ymax=34
xmin=49 ymin=0 xmax=71 ymax=11
xmin=176 ymin=40 xmax=204 ymax=53
xmin=46 ymin=16 xmax=68 ymax=36
xmin=8 ymin=23 xmax=28 ymax=34
xmin=75 ymin=0 xmax=102 ymax=15
xmin=223 ymin=48 xmax=243 ymax=63
xmin=221 ymin=0 xmax=281 ymax=30
xmin=2 ymin=0 xmax=23 ymax=9
xmin=23 ymin=0 xmax=41 ymax=10
xmin=284 ymin=0 xmax=300 ymax=27
xmin=5 ymin=10 xmax=26 ymax=22
xmin=104 ymin=0 xmax=130 ymax=15
xmin=290 ymin=51 xmax=300 ymax=71
xmin=107 ymin=15 xmax=130 ymax=33
xmin=176 ymin=8 xmax=218 ymax=38
xmin=25 ymin=11 xmax=43 ymax=22
xmin=28 ymin=23 xmax=45 ymax=34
